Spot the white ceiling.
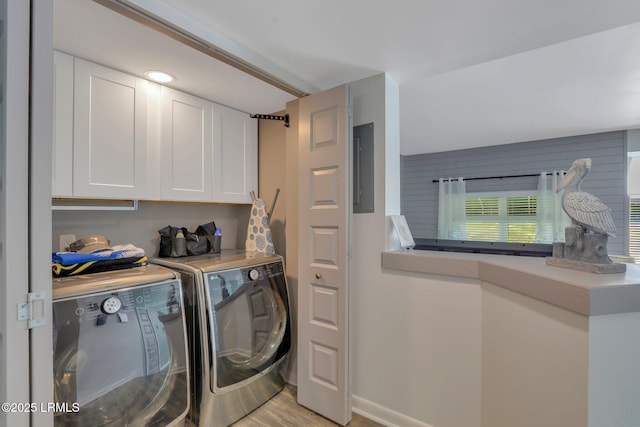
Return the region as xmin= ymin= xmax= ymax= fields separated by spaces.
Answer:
xmin=54 ymin=0 xmax=640 ymax=155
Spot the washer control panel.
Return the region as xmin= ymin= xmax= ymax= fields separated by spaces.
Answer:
xmin=101 ymin=296 xmax=122 ymax=314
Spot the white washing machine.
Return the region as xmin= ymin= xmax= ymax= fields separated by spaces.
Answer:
xmin=52 ymin=265 xmax=190 ymax=426
xmin=152 ymin=250 xmax=291 ymax=427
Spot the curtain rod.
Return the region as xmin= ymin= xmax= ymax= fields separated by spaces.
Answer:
xmin=431 ymin=173 xmax=541 ymax=183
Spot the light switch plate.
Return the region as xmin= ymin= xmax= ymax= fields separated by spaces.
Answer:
xmin=59 ymin=234 xmax=76 ymax=252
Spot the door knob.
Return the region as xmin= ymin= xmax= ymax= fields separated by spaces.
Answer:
xmin=315 ymin=273 xmax=322 ymax=280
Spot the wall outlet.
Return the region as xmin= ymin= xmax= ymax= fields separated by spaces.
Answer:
xmin=59 ymin=234 xmax=76 ymax=252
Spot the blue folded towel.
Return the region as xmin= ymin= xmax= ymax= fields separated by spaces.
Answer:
xmin=53 ymin=244 xmax=145 ymax=266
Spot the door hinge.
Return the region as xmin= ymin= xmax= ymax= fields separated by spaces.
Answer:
xmin=18 ymin=292 xmax=47 ymax=329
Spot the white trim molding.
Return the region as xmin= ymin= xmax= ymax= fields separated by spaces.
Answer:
xmin=352 ymin=394 xmax=435 ymax=427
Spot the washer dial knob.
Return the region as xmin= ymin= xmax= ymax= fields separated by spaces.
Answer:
xmin=101 ymin=296 xmax=122 ymax=314
xmin=248 ymin=269 xmax=260 ymax=281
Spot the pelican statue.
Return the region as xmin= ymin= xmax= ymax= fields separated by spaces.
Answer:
xmin=556 ymin=158 xmax=616 ymax=238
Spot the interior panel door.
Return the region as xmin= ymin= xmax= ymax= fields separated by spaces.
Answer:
xmin=297 ymin=84 xmax=352 ymax=426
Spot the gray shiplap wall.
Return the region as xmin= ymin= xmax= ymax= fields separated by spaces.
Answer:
xmin=401 ymin=131 xmax=628 ymax=255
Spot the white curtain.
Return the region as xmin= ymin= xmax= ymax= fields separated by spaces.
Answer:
xmin=536 ymin=170 xmax=570 ymax=242
xmin=437 ymin=177 xmax=467 ymax=239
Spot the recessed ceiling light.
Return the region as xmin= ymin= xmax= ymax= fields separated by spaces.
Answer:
xmin=144 ymin=70 xmax=176 ymax=83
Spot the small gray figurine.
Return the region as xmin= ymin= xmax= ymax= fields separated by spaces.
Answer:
xmin=546 ymin=158 xmax=625 ymax=273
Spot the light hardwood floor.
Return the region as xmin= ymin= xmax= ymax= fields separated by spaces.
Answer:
xmin=185 ymin=384 xmax=384 ymax=427
xmin=230 ymin=384 xmax=385 ymax=427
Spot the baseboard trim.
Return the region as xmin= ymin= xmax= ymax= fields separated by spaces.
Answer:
xmin=352 ymin=394 xmax=435 ymax=427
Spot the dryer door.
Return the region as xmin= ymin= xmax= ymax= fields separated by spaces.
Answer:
xmin=52 ymin=280 xmax=189 ymax=426
xmin=205 ymin=261 xmax=290 ymax=391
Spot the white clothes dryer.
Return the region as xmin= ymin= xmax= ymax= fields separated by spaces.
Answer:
xmin=52 ymin=265 xmax=190 ymax=426
xmin=152 ymin=250 xmax=291 ymax=427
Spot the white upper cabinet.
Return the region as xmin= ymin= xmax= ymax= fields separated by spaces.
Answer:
xmin=72 ymin=58 xmax=148 ymax=199
xmin=52 ymin=51 xmax=74 ymax=197
xmin=158 ymin=88 xmax=257 ymax=204
xmin=52 ymin=52 xmax=257 ymax=204
xmin=160 ymin=88 xmax=214 ymax=202
xmin=213 ymin=104 xmax=257 ymax=203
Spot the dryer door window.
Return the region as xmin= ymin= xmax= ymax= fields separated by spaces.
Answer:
xmin=52 ymin=280 xmax=189 ymax=426
xmin=205 ymin=262 xmax=289 ymax=390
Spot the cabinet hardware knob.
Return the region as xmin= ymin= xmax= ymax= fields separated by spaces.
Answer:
xmin=315 ymin=273 xmax=322 ymax=280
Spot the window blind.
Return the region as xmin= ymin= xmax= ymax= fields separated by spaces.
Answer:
xmin=464 ymin=195 xmax=538 ymax=243
xmin=630 ymin=198 xmax=640 ymax=262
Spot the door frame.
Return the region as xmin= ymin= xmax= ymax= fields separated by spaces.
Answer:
xmin=0 ymin=1 xmax=54 ymax=426
xmin=1 ymin=1 xmax=33 ymax=425
xmin=30 ymin=0 xmax=54 ymax=425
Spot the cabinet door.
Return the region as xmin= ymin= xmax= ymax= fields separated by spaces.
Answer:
xmin=160 ymin=88 xmax=213 ymax=201
xmin=52 ymin=51 xmax=74 ymax=197
xmin=213 ymin=105 xmax=257 ymax=203
xmin=73 ymin=59 xmax=147 ymax=198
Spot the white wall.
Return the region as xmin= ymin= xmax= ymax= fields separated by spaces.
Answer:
xmin=589 ymin=311 xmax=640 ymax=426
xmin=482 ymin=283 xmax=588 ymax=427
xmin=350 ymin=73 xmax=481 ymax=427
xmin=628 ymin=128 xmax=640 ymax=152
xmin=52 ymin=201 xmax=250 ymax=256
xmin=628 ymin=129 xmax=640 ymax=195
xmin=352 ymin=271 xmax=482 ymax=427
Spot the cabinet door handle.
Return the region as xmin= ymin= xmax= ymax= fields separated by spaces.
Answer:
xmin=315 ymin=273 xmax=322 ymax=280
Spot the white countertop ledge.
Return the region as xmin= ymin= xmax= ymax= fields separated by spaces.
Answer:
xmin=382 ymin=249 xmax=640 ymax=316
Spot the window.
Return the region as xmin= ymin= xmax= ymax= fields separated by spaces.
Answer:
xmin=465 ymin=192 xmax=539 ymax=243
xmin=630 ymin=198 xmax=640 ymax=262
